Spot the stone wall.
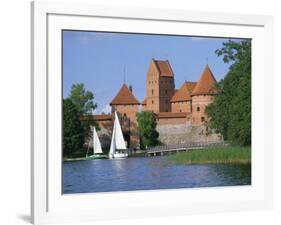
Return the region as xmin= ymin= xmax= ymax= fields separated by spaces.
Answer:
xmin=156 ymin=123 xmax=223 ymax=145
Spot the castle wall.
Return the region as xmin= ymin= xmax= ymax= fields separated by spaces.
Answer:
xmin=157 ymin=117 xmax=188 ymax=125
xmin=156 ymin=123 xmax=223 ymax=145
xmin=191 ymin=95 xmax=214 ymax=125
xmin=171 ymin=101 xmax=192 ymax=113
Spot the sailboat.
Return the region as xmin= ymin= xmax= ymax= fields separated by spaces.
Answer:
xmin=108 ymin=112 xmax=128 ymax=159
xmin=86 ymin=127 xmax=107 ymax=160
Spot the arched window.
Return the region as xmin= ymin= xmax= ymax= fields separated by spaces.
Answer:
xmin=201 ymin=117 xmax=205 ymax=122
xmin=197 ymin=106 xmax=200 ymax=112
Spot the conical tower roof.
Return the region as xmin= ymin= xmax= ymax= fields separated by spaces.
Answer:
xmin=191 ymin=65 xmax=217 ymax=96
xmin=110 ymin=84 xmax=140 ymax=105
xmin=170 ymin=82 xmax=196 ymax=102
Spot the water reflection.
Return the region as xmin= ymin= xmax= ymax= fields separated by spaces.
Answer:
xmin=63 ymin=157 xmax=251 ymax=194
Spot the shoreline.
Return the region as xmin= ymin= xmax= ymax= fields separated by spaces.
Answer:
xmin=64 ymin=157 xmax=86 ymax=162
xmin=63 ymin=146 xmax=251 ymax=164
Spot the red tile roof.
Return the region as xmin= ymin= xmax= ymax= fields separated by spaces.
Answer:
xmin=170 ymin=82 xmax=197 ymax=102
xmin=153 ymin=59 xmax=174 ymax=77
xmin=110 ymin=84 xmax=140 ymax=105
xmin=191 ymin=65 xmax=217 ymax=96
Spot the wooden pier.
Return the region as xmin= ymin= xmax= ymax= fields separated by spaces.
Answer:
xmin=146 ymin=141 xmax=225 ymax=157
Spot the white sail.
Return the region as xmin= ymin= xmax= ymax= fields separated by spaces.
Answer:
xmin=109 ymin=112 xmax=127 ymax=157
xmin=93 ymin=127 xmax=103 ymax=154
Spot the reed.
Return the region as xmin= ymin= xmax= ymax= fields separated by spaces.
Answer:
xmin=166 ymin=146 xmax=251 ymax=165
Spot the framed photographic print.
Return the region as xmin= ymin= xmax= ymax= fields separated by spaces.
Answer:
xmin=31 ymin=1 xmax=273 ymax=224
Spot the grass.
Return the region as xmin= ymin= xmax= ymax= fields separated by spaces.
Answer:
xmin=166 ymin=146 xmax=251 ymax=165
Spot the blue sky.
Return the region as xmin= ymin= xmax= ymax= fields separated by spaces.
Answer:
xmin=63 ymin=31 xmax=242 ymax=114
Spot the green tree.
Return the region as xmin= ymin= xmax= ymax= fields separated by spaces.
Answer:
xmin=69 ymin=83 xmax=97 ymax=115
xmin=206 ymin=40 xmax=251 ymax=146
xmin=136 ymin=111 xmax=159 ymax=149
xmin=63 ymin=98 xmax=84 ymax=156
xmin=68 ymin=83 xmax=98 ymax=138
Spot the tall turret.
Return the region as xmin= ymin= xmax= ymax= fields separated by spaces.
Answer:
xmin=143 ymin=59 xmax=175 ymax=113
xmin=191 ymin=65 xmax=217 ymax=125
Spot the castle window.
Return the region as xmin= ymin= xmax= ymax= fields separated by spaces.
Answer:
xmin=180 ymin=109 xmax=182 ymax=112
xmin=124 ymin=113 xmax=127 ymax=117
xmin=197 ymin=106 xmax=200 ymax=112
xmin=201 ymin=117 xmax=205 ymax=122
xmin=152 ymin=100 xmax=154 ymax=104
xmin=152 ymin=89 xmax=154 ymax=95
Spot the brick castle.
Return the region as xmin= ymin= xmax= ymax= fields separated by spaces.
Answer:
xmin=92 ymin=59 xmax=221 ymax=148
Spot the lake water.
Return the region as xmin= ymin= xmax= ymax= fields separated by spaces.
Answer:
xmin=63 ymin=156 xmax=251 ymax=194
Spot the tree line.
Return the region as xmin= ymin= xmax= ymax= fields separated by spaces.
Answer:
xmin=63 ymin=84 xmax=97 ymax=157
xmin=206 ymin=40 xmax=251 ymax=146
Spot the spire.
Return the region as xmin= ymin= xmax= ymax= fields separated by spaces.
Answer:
xmin=110 ymin=84 xmax=140 ymax=105
xmin=191 ymin=65 xmax=217 ymax=96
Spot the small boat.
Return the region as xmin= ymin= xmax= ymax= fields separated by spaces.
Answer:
xmin=86 ymin=127 xmax=107 ymax=160
xmin=108 ymin=112 xmax=128 ymax=159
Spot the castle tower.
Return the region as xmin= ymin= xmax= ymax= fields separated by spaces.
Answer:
xmin=143 ymin=59 xmax=175 ymax=113
xmin=191 ymin=65 xmax=217 ymax=125
xmin=110 ymin=84 xmax=140 ymax=123
xmin=110 ymin=84 xmax=140 ymax=148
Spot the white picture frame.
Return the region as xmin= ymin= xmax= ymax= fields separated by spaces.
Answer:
xmin=31 ymin=1 xmax=273 ymax=224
